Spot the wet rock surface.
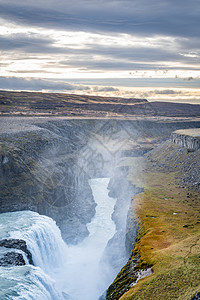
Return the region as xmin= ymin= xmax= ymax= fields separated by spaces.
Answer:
xmin=106 ymin=257 xmax=140 ymax=300
xmin=0 ymin=251 xmax=26 ymax=266
xmin=0 ymin=117 xmax=200 ymax=246
xmin=0 ymin=120 xmax=97 ymax=244
xmin=0 ymin=239 xmax=33 ymax=265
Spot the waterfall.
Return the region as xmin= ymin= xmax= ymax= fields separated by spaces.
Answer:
xmin=0 ymin=265 xmax=63 ymax=300
xmin=9 ymin=212 xmax=66 ymax=275
xmin=0 ymin=178 xmax=120 ymax=300
xmin=0 ymin=211 xmax=66 ymax=299
xmin=60 ymin=178 xmax=117 ymax=300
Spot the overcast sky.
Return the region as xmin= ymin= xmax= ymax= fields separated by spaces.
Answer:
xmin=0 ymin=0 xmax=200 ymax=102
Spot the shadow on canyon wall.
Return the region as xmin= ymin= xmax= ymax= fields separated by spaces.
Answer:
xmin=1 ymin=118 xmax=200 ymax=247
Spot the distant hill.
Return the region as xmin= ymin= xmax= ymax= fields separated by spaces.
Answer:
xmin=147 ymin=101 xmax=200 ymax=117
xmin=0 ymin=90 xmax=200 ymax=118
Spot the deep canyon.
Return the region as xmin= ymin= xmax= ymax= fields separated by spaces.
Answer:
xmin=0 ymin=116 xmax=200 ymax=299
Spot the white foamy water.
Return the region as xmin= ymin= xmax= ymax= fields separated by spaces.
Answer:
xmin=0 ymin=211 xmax=66 ymax=300
xmin=0 ymin=178 xmax=117 ymax=300
xmin=61 ymin=178 xmax=117 ymax=300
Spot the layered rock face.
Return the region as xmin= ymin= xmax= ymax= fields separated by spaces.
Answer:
xmin=171 ymin=129 xmax=200 ymax=151
xmin=101 ymin=166 xmax=141 ymax=276
xmin=0 ymin=239 xmax=33 ymax=266
xmin=0 ymin=119 xmax=97 ymax=244
xmin=0 ymin=251 xmax=26 ymax=266
xmin=1 ymin=117 xmax=200 ymax=247
xmin=106 ymin=126 xmax=200 ymax=300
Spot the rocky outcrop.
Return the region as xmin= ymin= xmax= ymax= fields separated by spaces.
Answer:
xmin=0 ymin=239 xmax=33 ymax=265
xmin=146 ymin=139 xmax=200 ymax=191
xmin=0 ymin=120 xmax=97 ymax=244
xmin=106 ymin=256 xmax=139 ymax=300
xmin=101 ymin=166 xmax=139 ymax=274
xmin=171 ymin=129 xmax=200 ymax=151
xmin=1 ymin=117 xmax=200 ymax=245
xmin=125 ymin=201 xmax=139 ymax=255
xmin=0 ymin=252 xmax=26 ymax=266
xmin=106 ymin=125 xmax=200 ymax=300
xmin=108 ymin=167 xmax=143 ymax=253
xmin=1 ymin=114 xmax=200 ymax=300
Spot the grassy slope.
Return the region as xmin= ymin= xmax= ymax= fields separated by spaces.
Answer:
xmin=120 ymin=142 xmax=200 ymax=300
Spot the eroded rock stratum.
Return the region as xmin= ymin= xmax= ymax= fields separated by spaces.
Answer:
xmin=1 ymin=116 xmax=200 ymax=299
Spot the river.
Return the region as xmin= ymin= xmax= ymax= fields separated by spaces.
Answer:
xmin=0 ymin=178 xmax=119 ymax=300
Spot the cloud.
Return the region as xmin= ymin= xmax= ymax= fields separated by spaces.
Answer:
xmin=0 ymin=76 xmax=119 ymax=94
xmin=154 ymin=89 xmax=182 ymax=95
xmin=0 ymin=32 xmax=198 ymax=73
xmin=0 ymin=34 xmax=62 ymax=53
xmin=92 ymin=86 xmax=119 ymax=92
xmin=0 ymin=77 xmax=200 ymax=104
xmin=57 ymin=43 xmax=195 ymax=71
xmin=0 ymin=0 xmax=199 ymax=38
xmin=0 ymin=77 xmax=90 ymax=91
xmin=142 ymin=89 xmax=183 ymax=97
xmin=0 ymin=1 xmax=199 ymax=78
xmin=0 ymin=0 xmax=199 ymax=88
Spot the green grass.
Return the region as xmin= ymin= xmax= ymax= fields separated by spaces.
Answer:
xmin=119 ymin=166 xmax=200 ymax=300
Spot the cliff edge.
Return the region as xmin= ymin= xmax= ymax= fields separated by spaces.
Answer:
xmin=171 ymin=129 xmax=200 ymax=152
xmin=107 ymin=134 xmax=200 ymax=300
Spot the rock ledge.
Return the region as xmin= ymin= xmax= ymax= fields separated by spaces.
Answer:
xmin=171 ymin=128 xmax=200 ymax=151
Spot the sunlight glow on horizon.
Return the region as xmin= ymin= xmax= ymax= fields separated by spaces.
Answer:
xmin=1 ymin=20 xmax=200 ymax=80
xmin=0 ymin=0 xmax=200 ymax=103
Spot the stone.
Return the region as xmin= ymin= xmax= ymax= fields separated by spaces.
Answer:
xmin=0 ymin=239 xmax=33 ymax=265
xmin=0 ymin=251 xmax=25 ymax=266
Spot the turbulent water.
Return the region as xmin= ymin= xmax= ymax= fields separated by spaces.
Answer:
xmin=0 ymin=178 xmax=118 ymax=300
xmin=0 ymin=211 xmax=65 ymax=299
xmin=61 ymin=178 xmax=117 ymax=300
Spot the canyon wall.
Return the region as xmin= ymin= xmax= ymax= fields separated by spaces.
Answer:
xmin=0 ymin=119 xmax=98 ymax=244
xmin=1 ymin=117 xmax=200 ymax=248
xmin=171 ymin=129 xmax=200 ymax=151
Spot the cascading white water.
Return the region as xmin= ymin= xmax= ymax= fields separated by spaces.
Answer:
xmin=9 ymin=213 xmax=66 ymax=275
xmin=0 ymin=211 xmax=65 ymax=300
xmin=0 ymin=265 xmax=64 ymax=300
xmin=0 ymin=178 xmax=118 ymax=300
xmin=60 ymin=178 xmax=117 ymax=300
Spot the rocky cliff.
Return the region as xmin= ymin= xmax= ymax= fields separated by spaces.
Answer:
xmin=171 ymin=129 xmax=200 ymax=151
xmin=106 ymin=131 xmax=200 ymax=300
xmin=0 ymin=239 xmax=33 ymax=266
xmin=1 ymin=118 xmax=200 ymax=242
xmin=0 ymin=119 xmax=98 ymax=243
xmin=1 ymin=117 xmax=200 ymax=269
